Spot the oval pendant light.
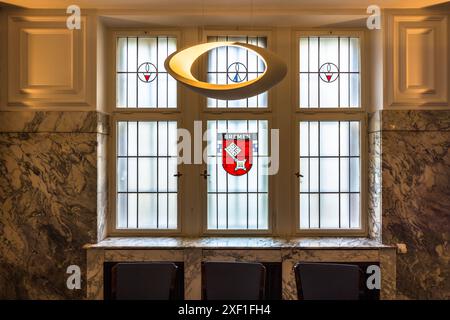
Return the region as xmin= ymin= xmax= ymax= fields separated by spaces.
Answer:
xmin=164 ymin=41 xmax=287 ymax=100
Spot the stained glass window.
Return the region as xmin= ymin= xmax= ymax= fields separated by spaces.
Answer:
xmin=116 ymin=121 xmax=178 ymax=229
xmin=116 ymin=36 xmax=177 ymax=108
xmin=207 ymin=36 xmax=268 ymax=108
xmin=299 ymin=120 xmax=361 ymax=229
xmin=206 ymin=120 xmax=269 ymax=230
xmin=299 ymin=36 xmax=360 ymax=108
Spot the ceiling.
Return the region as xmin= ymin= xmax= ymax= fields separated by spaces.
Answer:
xmin=0 ymin=0 xmax=448 ymax=10
xmin=1 ymin=0 xmax=447 ymax=27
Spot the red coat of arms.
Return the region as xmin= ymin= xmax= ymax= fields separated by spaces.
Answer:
xmin=221 ymin=133 xmax=254 ymax=176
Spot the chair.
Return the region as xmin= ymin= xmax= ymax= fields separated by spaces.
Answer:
xmin=294 ymin=262 xmax=361 ymax=300
xmin=111 ymin=262 xmax=178 ymax=300
xmin=202 ymin=262 xmax=266 ymax=300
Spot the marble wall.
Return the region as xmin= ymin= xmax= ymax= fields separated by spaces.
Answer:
xmin=2 ymin=109 xmax=448 ymax=299
xmin=0 ymin=111 xmax=108 ymax=299
xmin=370 ymin=110 xmax=450 ymax=299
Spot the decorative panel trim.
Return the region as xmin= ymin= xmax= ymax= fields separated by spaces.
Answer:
xmin=402 ymin=27 xmax=435 ymax=92
xmin=386 ymin=15 xmax=448 ymax=109
xmin=19 ymin=28 xmax=76 ymax=91
xmin=5 ymin=15 xmax=95 ymax=109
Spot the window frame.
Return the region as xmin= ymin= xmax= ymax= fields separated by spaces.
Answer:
xmin=292 ymin=29 xmax=368 ymax=236
xmin=108 ymin=112 xmax=185 ymax=236
xmin=108 ymin=29 xmax=185 ymax=236
xmin=110 ymin=29 xmax=182 ymax=113
xmin=292 ymin=30 xmax=367 ymax=113
xmin=199 ymin=29 xmax=275 ymax=235
xmin=200 ymin=28 xmax=275 ymax=114
xmin=293 ymin=112 xmax=368 ymax=236
xmin=107 ymin=27 xmax=369 ymax=238
xmin=200 ymin=113 xmax=275 ymax=236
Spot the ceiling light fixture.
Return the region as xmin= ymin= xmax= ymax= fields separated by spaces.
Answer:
xmin=164 ymin=41 xmax=287 ymax=100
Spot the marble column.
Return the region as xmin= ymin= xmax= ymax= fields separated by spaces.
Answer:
xmin=371 ymin=110 xmax=450 ymax=299
xmin=379 ymin=248 xmax=396 ymax=300
xmin=368 ymin=112 xmax=382 ymax=241
xmin=0 ymin=111 xmax=109 ymax=299
xmin=86 ymin=248 xmax=105 ymax=300
xmin=184 ymin=248 xmax=202 ymax=300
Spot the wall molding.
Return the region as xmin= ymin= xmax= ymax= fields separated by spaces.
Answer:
xmin=4 ymin=14 xmax=96 ymax=109
xmin=385 ymin=13 xmax=448 ymax=109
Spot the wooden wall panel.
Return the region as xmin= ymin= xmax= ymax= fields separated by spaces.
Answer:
xmin=386 ymin=14 xmax=448 ymax=108
xmin=5 ymin=15 xmax=95 ymax=109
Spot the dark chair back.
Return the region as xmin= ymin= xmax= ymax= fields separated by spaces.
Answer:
xmin=112 ymin=262 xmax=178 ymax=300
xmin=294 ymin=262 xmax=361 ymax=300
xmin=202 ymin=262 xmax=266 ymax=300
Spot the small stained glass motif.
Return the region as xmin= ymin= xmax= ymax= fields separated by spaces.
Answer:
xmin=137 ymin=62 xmax=158 ymax=83
xmin=207 ymin=120 xmax=269 ymax=230
xmin=227 ymin=62 xmax=248 ymax=83
xmin=319 ymin=62 xmax=339 ymax=83
xmin=116 ymin=36 xmax=177 ymax=108
xmin=207 ymin=36 xmax=268 ymax=108
xmin=221 ymin=133 xmax=255 ymax=176
xmin=299 ymin=36 xmax=360 ymax=108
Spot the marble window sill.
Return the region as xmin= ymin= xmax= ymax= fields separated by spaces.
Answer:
xmin=84 ymin=237 xmax=393 ymax=250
